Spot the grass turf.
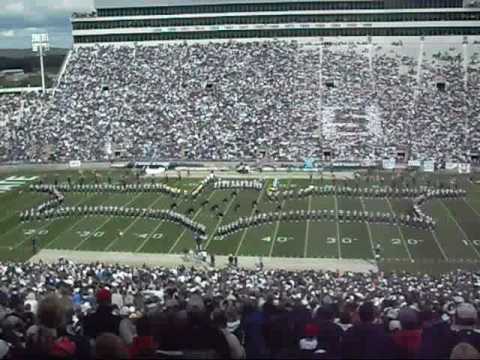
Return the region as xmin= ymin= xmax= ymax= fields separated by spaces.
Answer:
xmin=1 ymin=169 xmax=480 ymax=274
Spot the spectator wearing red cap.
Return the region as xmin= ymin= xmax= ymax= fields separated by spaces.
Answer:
xmin=83 ymin=288 xmax=121 ymax=339
xmin=128 ymin=317 xmax=156 ymax=359
xmin=299 ymin=323 xmax=320 ymax=358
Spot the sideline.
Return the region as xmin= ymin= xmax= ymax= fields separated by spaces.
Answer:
xmin=30 ymin=249 xmax=378 ymax=273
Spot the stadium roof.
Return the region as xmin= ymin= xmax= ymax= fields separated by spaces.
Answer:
xmin=94 ymin=0 xmax=372 ymax=9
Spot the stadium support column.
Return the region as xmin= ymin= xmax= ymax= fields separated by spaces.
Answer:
xmin=368 ymin=37 xmax=375 ymax=94
xmin=319 ymin=41 xmax=324 ymax=156
xmin=410 ymin=38 xmax=424 ymax=159
xmin=415 ymin=38 xmax=424 ymax=102
xmin=39 ymin=45 xmax=45 ymax=92
xmin=463 ymin=39 xmax=469 ymax=156
xmin=32 ymin=33 xmax=49 ymax=93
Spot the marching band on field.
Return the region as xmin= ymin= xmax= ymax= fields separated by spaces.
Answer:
xmin=410 ymin=188 xmax=462 ymax=229
xmin=29 ymin=183 xmax=189 ymax=197
xmin=213 ymin=179 xmax=264 ymax=191
xmin=192 ymin=175 xmax=264 ymax=197
xmin=191 ymin=174 xmax=217 ymax=197
xmin=20 ymin=205 xmax=207 ymax=238
xmin=215 ymin=207 xmax=437 ymax=239
xmin=23 ymin=179 xmax=468 ymax=241
xmin=267 ymin=185 xmax=466 ymax=201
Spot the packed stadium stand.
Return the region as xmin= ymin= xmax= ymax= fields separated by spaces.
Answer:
xmin=0 ymin=258 xmax=478 ymax=359
xmin=0 ymin=0 xmax=480 ymax=163
xmin=2 ymin=38 xmax=480 ymax=163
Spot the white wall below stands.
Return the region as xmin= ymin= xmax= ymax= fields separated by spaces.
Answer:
xmin=0 ymin=87 xmax=45 ymax=94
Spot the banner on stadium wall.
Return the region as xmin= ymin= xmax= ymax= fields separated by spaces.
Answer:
xmin=445 ymin=162 xmax=459 ymax=171
xmin=303 ymin=158 xmax=318 ymax=171
xmin=110 ymin=162 xmax=129 ymax=169
xmin=69 ymin=160 xmax=82 ymax=169
xmin=458 ymin=163 xmax=472 ymax=174
xmin=407 ymin=160 xmax=421 ymax=168
xmin=134 ymin=161 xmax=170 ymax=168
xmin=423 ymin=160 xmax=435 ymax=173
xmin=304 ymin=158 xmax=315 ymax=170
xmin=382 ymin=159 xmax=396 ymax=170
xmin=145 ymin=168 xmax=165 ymax=176
xmin=331 ymin=162 xmax=362 ymax=168
xmin=361 ymin=159 xmax=377 ymax=168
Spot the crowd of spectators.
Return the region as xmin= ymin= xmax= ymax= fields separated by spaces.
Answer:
xmin=414 ymin=47 xmax=469 ymax=162
xmin=0 ymin=40 xmax=479 ymax=163
xmin=467 ymin=50 xmax=480 ymax=152
xmin=0 ymin=93 xmax=50 ymax=162
xmin=0 ymin=259 xmax=479 ymax=358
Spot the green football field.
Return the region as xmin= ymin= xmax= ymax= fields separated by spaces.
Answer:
xmin=1 ymin=168 xmax=480 ymax=274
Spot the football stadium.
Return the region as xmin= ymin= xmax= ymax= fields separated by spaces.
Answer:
xmin=1 ymin=0 xmax=480 ymax=358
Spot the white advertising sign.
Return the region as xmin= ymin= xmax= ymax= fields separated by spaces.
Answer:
xmin=69 ymin=160 xmax=82 ymax=168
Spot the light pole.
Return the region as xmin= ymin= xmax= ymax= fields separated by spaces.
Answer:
xmin=32 ymin=33 xmax=49 ymax=93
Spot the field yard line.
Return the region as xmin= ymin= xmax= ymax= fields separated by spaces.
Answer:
xmin=431 ymin=231 xmax=448 ymax=261
xmin=334 ymin=195 xmax=342 ymax=259
xmin=464 ymin=199 xmax=480 ymax=219
xmin=135 ymin=236 xmax=153 ymax=253
xmin=268 ymin=179 xmax=291 ymax=258
xmin=73 ymin=193 xmax=142 ymax=250
xmin=73 ymin=218 xmax=112 ymax=250
xmin=15 ymin=195 xmax=95 ymax=250
xmin=268 ymin=212 xmax=283 ymax=258
xmin=205 ymin=197 xmax=236 ymax=250
xmin=41 ymin=194 xmax=98 ymax=249
xmin=3 ymin=217 xmax=39 ymax=238
xmin=439 ymin=200 xmax=480 ymax=259
xmin=360 ymin=197 xmax=376 ymax=259
xmin=234 ymin=189 xmax=265 ymax=256
xmin=0 ymin=193 xmax=45 ymax=223
xmin=12 ymin=194 xmax=91 ymax=240
xmin=45 ymin=218 xmax=88 ymax=249
xmin=168 ymin=192 xmax=215 ymax=254
xmin=0 ymin=212 xmax=16 ymax=224
xmin=104 ymin=194 xmax=164 ymax=251
xmin=304 ymin=195 xmax=312 ymax=258
xmin=136 ymin=198 xmax=185 ymax=253
xmin=385 ymin=198 xmax=414 ymax=263
xmin=14 ymin=221 xmax=54 ymax=249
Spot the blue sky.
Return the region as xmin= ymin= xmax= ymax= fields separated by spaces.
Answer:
xmin=0 ymin=0 xmax=95 ymax=49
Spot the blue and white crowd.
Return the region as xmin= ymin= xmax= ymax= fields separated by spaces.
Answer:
xmin=0 ymin=259 xmax=478 ymax=358
xmin=0 ymin=41 xmax=479 ymax=163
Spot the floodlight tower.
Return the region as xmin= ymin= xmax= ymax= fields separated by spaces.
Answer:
xmin=32 ymin=33 xmax=49 ymax=93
